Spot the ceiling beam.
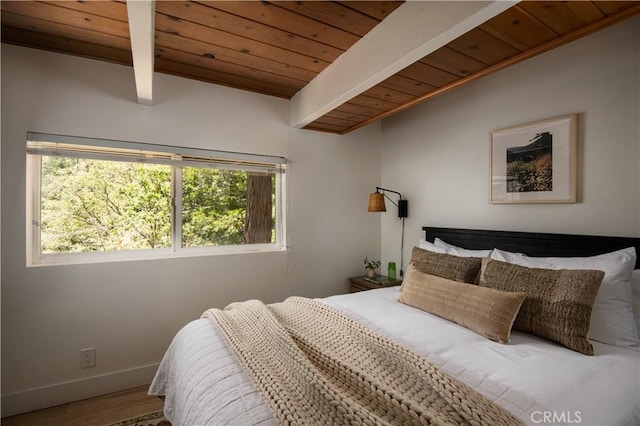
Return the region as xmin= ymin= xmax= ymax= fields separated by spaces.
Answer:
xmin=126 ymin=0 xmax=155 ymax=105
xmin=289 ymin=0 xmax=518 ymax=129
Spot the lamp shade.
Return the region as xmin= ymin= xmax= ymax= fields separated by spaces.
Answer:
xmin=368 ymin=192 xmax=386 ymax=212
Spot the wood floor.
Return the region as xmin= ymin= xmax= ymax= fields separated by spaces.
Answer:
xmin=1 ymin=385 xmax=164 ymax=426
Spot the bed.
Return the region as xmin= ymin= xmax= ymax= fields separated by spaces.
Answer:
xmin=149 ymin=227 xmax=640 ymax=425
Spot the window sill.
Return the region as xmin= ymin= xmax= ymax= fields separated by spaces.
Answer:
xmin=28 ymin=244 xmax=286 ymax=267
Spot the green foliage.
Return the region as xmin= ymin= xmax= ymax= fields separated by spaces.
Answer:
xmin=363 ymin=257 xmax=381 ymax=270
xmin=41 ymin=157 xmax=172 ymax=253
xmin=181 ymin=167 xmax=247 ymax=247
xmin=39 ymin=156 xmax=277 ymax=254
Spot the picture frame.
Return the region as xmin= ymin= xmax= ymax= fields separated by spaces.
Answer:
xmin=490 ymin=114 xmax=577 ymax=204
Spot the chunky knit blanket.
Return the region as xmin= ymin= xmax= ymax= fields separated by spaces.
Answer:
xmin=202 ymin=297 xmax=522 ymax=426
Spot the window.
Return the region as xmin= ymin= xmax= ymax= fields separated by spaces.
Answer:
xmin=26 ymin=132 xmax=286 ymax=266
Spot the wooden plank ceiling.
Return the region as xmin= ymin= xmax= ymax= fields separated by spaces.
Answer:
xmin=2 ymin=1 xmax=639 ymax=134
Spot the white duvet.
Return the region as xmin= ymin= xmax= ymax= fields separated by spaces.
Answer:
xmin=149 ymin=287 xmax=640 ymax=426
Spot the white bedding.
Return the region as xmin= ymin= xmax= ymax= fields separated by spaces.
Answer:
xmin=149 ymin=287 xmax=640 ymax=425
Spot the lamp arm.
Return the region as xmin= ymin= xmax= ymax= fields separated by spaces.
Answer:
xmin=375 ymin=186 xmax=408 ymax=218
xmin=375 ymin=186 xmax=404 ymax=204
xmin=382 ymin=192 xmax=398 ymax=207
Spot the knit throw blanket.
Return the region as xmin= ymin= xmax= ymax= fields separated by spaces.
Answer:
xmin=202 ymin=297 xmax=522 ymax=426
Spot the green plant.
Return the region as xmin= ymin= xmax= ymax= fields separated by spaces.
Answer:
xmin=363 ymin=257 xmax=381 ymax=271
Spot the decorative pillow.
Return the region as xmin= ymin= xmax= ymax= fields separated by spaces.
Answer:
xmin=434 ymin=238 xmax=494 ymax=257
xmin=399 ymin=264 xmax=526 ymax=344
xmin=410 ymin=246 xmax=482 ymax=284
xmin=491 ymin=247 xmax=638 ymax=347
xmin=480 ymin=259 xmax=605 ymax=355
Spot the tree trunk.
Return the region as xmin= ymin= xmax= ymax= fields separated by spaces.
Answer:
xmin=244 ymin=172 xmax=273 ymax=243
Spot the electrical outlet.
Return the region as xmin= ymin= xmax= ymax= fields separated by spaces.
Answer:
xmin=80 ymin=347 xmax=96 ymax=368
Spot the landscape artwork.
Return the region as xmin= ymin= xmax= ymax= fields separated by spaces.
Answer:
xmin=506 ymin=131 xmax=553 ymax=193
xmin=490 ymin=115 xmax=577 ymax=204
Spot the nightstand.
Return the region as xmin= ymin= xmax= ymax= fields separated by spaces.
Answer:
xmin=349 ymin=275 xmax=402 ymax=293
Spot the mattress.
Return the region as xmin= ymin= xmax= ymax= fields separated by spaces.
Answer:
xmin=149 ymin=287 xmax=640 ymax=425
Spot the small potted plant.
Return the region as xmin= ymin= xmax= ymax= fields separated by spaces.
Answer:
xmin=363 ymin=257 xmax=381 ymax=278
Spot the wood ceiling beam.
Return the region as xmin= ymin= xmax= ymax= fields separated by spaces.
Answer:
xmin=126 ymin=0 xmax=155 ymax=105
xmin=289 ymin=0 xmax=518 ymax=129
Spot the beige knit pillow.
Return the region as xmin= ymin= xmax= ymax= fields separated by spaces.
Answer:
xmin=399 ymin=264 xmax=526 ymax=344
xmin=409 ymin=246 xmax=482 ymax=284
xmin=480 ymin=259 xmax=605 ymax=355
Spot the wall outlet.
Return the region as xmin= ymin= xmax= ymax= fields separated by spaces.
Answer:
xmin=80 ymin=347 xmax=96 ymax=368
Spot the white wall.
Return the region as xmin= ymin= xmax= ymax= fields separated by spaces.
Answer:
xmin=380 ymin=17 xmax=640 ymax=271
xmin=0 ymin=45 xmax=382 ymax=415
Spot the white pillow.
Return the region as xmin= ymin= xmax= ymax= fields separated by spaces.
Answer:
xmin=418 ymin=239 xmax=447 ymax=253
xmin=433 ymin=238 xmax=494 ymax=258
xmin=632 ymin=270 xmax=640 ymax=339
xmin=492 ymin=247 xmax=638 ymax=347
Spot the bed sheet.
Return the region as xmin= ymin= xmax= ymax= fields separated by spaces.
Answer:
xmin=149 ymin=287 xmax=640 ymax=426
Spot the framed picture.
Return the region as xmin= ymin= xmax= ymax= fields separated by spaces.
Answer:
xmin=490 ymin=114 xmax=577 ymax=204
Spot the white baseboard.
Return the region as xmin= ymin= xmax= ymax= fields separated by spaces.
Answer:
xmin=1 ymin=363 xmax=160 ymax=418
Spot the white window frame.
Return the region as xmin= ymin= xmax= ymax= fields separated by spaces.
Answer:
xmin=26 ymin=132 xmax=286 ymax=266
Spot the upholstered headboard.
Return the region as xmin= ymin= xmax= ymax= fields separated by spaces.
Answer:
xmin=422 ymin=227 xmax=640 ymax=269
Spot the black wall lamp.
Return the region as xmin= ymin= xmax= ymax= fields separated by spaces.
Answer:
xmin=367 ymin=187 xmax=408 ymax=278
xmin=368 ymin=187 xmax=408 ymax=218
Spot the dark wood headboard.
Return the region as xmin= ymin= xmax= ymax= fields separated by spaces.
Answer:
xmin=422 ymin=227 xmax=640 ymax=269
